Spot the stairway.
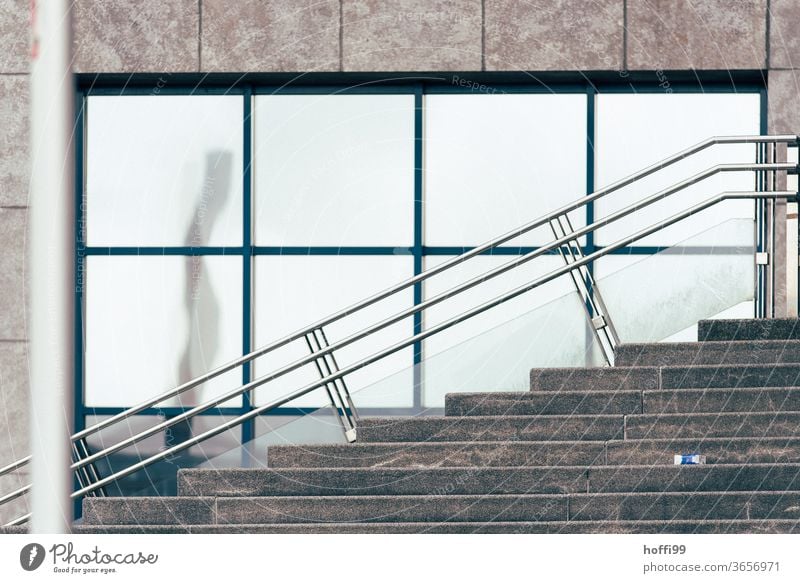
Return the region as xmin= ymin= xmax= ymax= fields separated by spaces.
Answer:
xmin=69 ymin=318 xmax=800 ymax=532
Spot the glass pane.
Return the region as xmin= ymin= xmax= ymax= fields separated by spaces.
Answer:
xmin=424 ymin=93 xmax=587 ymax=246
xmin=422 ymin=254 xmax=579 ymax=405
xmin=253 ymin=256 xmax=414 ymax=408
xmin=85 ymin=256 xmax=243 ymax=407
xmin=86 ymin=95 xmax=244 ymax=246
xmin=254 ymin=95 xmax=415 ymax=246
xmin=593 ymin=219 xmax=755 ymax=343
xmin=594 ymin=93 xmax=760 ymax=247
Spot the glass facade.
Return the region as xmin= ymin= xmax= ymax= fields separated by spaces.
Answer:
xmin=78 ymin=82 xmax=763 ymax=442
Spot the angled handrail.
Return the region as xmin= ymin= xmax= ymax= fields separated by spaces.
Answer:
xmin=1 ymin=134 xmax=797 ymax=526
xmin=62 ymin=135 xmax=800 ymax=442
xmin=60 ymin=188 xmax=797 ymax=500
xmin=60 ymin=161 xmax=799 ymax=474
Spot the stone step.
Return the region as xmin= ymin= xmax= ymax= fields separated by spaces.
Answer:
xmin=43 ymin=519 xmax=799 ymax=534
xmin=530 ymin=367 xmax=658 ymax=392
xmin=607 ymin=437 xmax=800 ymax=465
xmin=357 ymin=415 xmax=624 ymax=443
xmin=82 ymin=491 xmax=800 ymax=524
xmin=530 ymin=364 xmax=800 ymax=391
xmin=643 ymin=387 xmax=800 ymax=413
xmin=699 ymin=318 xmax=800 ymax=341
xmin=615 ymin=340 xmax=800 ymax=367
xmin=445 ymin=391 xmax=641 ymax=416
xmin=177 ymin=464 xmax=800 ymax=497
xmin=446 ymin=388 xmax=800 ymax=416
xmin=267 ymin=438 xmax=800 ymax=468
xmin=625 ymin=412 xmax=800 ymax=439
xmin=568 ymin=491 xmax=800 ymax=521
xmin=266 ymin=441 xmax=608 ymax=468
xmin=660 ymin=364 xmax=800 ymax=390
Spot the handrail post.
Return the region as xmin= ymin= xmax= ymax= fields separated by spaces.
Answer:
xmin=767 ymin=142 xmax=796 ymax=317
xmin=787 ymin=144 xmax=799 ymax=317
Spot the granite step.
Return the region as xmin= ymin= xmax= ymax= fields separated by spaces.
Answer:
xmin=660 ymin=364 xmax=800 ymax=390
xmin=568 ymin=491 xmax=800 ymax=521
xmin=25 ymin=519 xmax=796 ymax=534
xmin=607 ymin=437 xmax=800 ymax=465
xmin=178 ymin=464 xmax=800 ymax=497
xmin=266 ymin=438 xmax=800 ymax=469
xmin=82 ymin=491 xmax=800 ymax=525
xmin=530 ymin=367 xmax=658 ymax=392
xmin=642 ymin=387 xmax=800 ymax=413
xmin=699 ymin=318 xmax=800 ymax=341
xmin=445 ymin=391 xmax=641 ymax=416
xmin=530 ymin=364 xmax=800 ymax=391
xmin=625 ymin=412 xmax=800 ymax=439
xmin=446 ymin=388 xmax=800 ymax=416
xmin=357 ymin=415 xmax=624 ymax=443
xmin=266 ymin=441 xmax=608 ymax=468
xmin=615 ymin=340 xmax=800 ymax=367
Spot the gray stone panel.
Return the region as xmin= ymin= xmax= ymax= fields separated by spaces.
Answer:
xmin=342 ymin=0 xmax=482 ymax=71
xmin=202 ymin=0 xmax=340 ymax=72
xmin=485 ymin=0 xmax=624 ymax=71
xmin=769 ymin=0 xmax=800 ymax=69
xmin=768 ymin=70 xmax=800 ymax=135
xmin=0 ymin=0 xmax=27 ymax=73
xmin=73 ymin=0 xmax=199 ymax=72
xmin=627 ymin=0 xmax=767 ymax=70
xmin=0 ymin=208 xmax=27 ymax=340
xmin=0 ymin=75 xmax=29 ymax=207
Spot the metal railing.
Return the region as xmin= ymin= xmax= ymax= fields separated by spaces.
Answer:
xmin=1 ymin=134 xmax=798 ymax=526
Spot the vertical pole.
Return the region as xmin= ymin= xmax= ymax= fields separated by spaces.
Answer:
xmin=412 ymin=86 xmax=423 ymax=412
xmin=787 ymin=145 xmax=799 ymax=317
xmin=28 ymin=0 xmax=75 ymax=533
xmin=772 ymin=143 xmax=789 ymax=317
xmin=241 ymin=86 xmax=254 ymax=451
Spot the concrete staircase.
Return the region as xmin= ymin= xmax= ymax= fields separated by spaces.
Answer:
xmin=76 ymin=318 xmax=800 ymax=533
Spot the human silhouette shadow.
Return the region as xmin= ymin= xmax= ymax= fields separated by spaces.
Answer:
xmin=166 ymin=150 xmax=233 ymax=447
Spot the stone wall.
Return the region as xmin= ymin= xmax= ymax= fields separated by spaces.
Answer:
xmin=0 ymin=0 xmax=798 ymax=522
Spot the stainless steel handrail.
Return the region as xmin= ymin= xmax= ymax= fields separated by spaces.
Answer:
xmin=63 ymin=162 xmax=798 ymax=473
xmin=1 ymin=134 xmax=797 ymax=525
xmin=60 ymin=188 xmax=795 ymax=501
xmin=4 ymin=137 xmax=781 ymax=477
xmin=59 ymin=134 xmax=800 ymax=442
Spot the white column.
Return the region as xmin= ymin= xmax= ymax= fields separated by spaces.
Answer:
xmin=28 ymin=0 xmax=75 ymax=534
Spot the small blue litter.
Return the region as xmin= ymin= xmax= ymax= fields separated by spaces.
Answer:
xmin=674 ymin=453 xmax=706 ymax=465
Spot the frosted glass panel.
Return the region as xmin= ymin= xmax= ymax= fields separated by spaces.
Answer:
xmin=595 ymin=93 xmax=760 ymax=246
xmin=253 ymin=256 xmax=414 ymax=408
xmin=424 ymin=94 xmax=587 ymax=246
xmin=254 ymin=95 xmax=415 ymax=246
xmin=594 ymin=219 xmax=755 ymax=343
xmin=85 ymin=256 xmax=243 ymax=407
xmin=86 ymin=96 xmax=243 ymax=246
